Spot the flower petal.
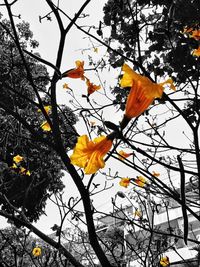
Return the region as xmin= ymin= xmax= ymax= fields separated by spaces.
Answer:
xmin=70 ymin=135 xmax=112 ymax=174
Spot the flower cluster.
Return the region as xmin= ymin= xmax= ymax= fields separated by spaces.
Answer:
xmin=70 ymin=62 xmax=175 ymax=175
xmin=135 ymin=176 xmax=146 ymax=187
xmin=62 ymin=60 xmax=101 ymax=95
xmin=183 ymin=26 xmax=200 ymax=57
xmin=11 ymin=154 xmax=31 ymax=176
xmin=119 ymin=175 xmax=148 ymax=188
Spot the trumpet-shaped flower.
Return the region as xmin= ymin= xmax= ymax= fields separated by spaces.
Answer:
xmin=119 ymin=177 xmax=131 ymax=188
xmin=192 ymin=46 xmax=200 ymax=57
xmin=70 ymin=135 xmax=113 ymax=174
xmin=32 ymin=247 xmax=42 ymax=257
xmin=41 ymin=121 xmax=51 ymax=132
xmin=135 ymin=176 xmax=146 ymax=187
xmin=62 ymin=60 xmax=85 ymax=80
xmin=160 ymin=256 xmax=170 ymax=267
xmin=13 ymin=155 xmax=24 ymax=164
xmin=86 ymin=78 xmax=101 ymax=95
xmin=120 ymin=64 xmax=175 ymax=118
xmin=118 ymin=150 xmax=133 ymax=161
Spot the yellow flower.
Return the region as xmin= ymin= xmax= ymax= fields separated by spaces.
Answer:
xmin=11 ymin=164 xmax=31 ymax=176
xmin=41 ymin=121 xmax=51 ymax=132
xmin=119 ymin=177 xmax=131 ymax=188
xmin=118 ymin=150 xmax=132 ymax=161
xmin=94 ymin=47 xmax=98 ymax=53
xmin=160 ymin=256 xmax=170 ymax=267
xmin=11 ymin=163 xmax=18 ymax=169
xmin=152 ymin=171 xmax=160 ymax=177
xmin=134 ymin=210 xmax=142 ymax=217
xmin=63 ymin=83 xmax=69 ymax=89
xmin=37 ymin=105 xmax=51 ymax=114
xmin=90 ymin=121 xmax=96 ymax=126
xmin=26 ymin=170 xmax=31 ymax=176
xmin=13 ymin=155 xmax=24 ymax=164
xmin=135 ymin=176 xmax=146 ymax=187
xmin=120 ymin=64 xmax=175 ymax=118
xmin=32 ymin=247 xmax=42 ymax=257
xmin=19 ymin=167 xmax=31 ymax=176
xmin=86 ymin=78 xmax=101 ymax=95
xmin=70 ymin=135 xmax=113 ymax=174
xmin=192 ymin=46 xmax=200 ymax=57
xmin=62 ymin=60 xmax=85 ymax=80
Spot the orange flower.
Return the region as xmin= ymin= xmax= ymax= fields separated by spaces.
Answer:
xmin=152 ymin=171 xmax=160 ymax=177
xmin=62 ymin=60 xmax=85 ymax=80
xmin=135 ymin=176 xmax=146 ymax=187
xmin=183 ymin=26 xmax=200 ymax=40
xmin=86 ymin=78 xmax=101 ymax=95
xmin=190 ymin=29 xmax=200 ymax=40
xmin=119 ymin=177 xmax=131 ymax=188
xmin=63 ymin=83 xmax=70 ymax=89
xmin=118 ymin=150 xmax=132 ymax=161
xmin=192 ymin=46 xmax=200 ymax=57
xmin=160 ymin=256 xmax=170 ymax=267
xmin=120 ymin=64 xmax=175 ymax=118
xmin=183 ymin=26 xmax=193 ymax=34
xmin=70 ymin=135 xmax=113 ymax=174
xmin=37 ymin=105 xmax=51 ymax=114
xmin=41 ymin=121 xmax=51 ymax=132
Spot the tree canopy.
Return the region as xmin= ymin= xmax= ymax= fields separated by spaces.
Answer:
xmin=0 ymin=18 xmax=77 ymax=222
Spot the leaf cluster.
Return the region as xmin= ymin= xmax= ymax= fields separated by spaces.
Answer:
xmin=103 ymin=0 xmax=200 ymax=106
xmin=0 ymin=19 xmax=78 ymax=222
